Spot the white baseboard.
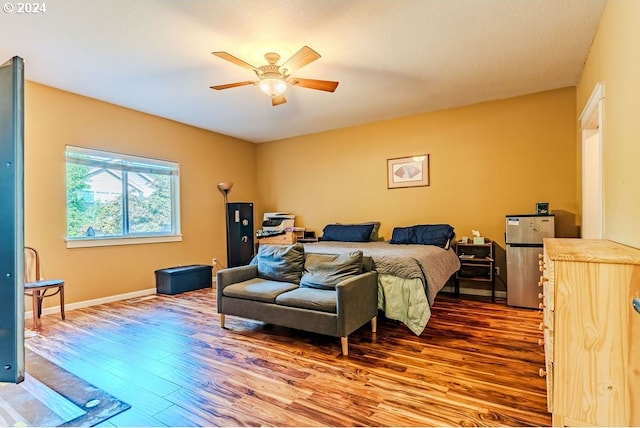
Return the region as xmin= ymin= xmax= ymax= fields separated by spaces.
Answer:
xmin=441 ymin=285 xmax=507 ymax=299
xmin=25 ymin=282 xmax=498 ymax=320
xmin=25 ymin=287 xmax=157 ymax=320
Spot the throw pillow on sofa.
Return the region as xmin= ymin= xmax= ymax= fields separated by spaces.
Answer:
xmin=300 ymin=251 xmax=363 ymax=290
xmin=255 ymin=243 xmax=305 ymax=284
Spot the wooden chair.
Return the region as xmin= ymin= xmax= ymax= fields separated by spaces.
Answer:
xmin=24 ymin=246 xmax=65 ymax=329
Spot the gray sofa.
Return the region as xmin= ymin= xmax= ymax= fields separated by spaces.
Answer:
xmin=216 ymin=243 xmax=378 ymax=355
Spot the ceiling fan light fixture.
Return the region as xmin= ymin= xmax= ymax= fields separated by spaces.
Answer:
xmin=211 ymin=46 xmax=338 ymax=106
xmin=259 ymin=74 xmax=287 ymax=97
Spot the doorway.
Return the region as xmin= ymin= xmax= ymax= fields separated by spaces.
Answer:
xmin=580 ymin=82 xmax=604 ymax=239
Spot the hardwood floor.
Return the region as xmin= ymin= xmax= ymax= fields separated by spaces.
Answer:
xmin=25 ymin=290 xmax=552 ymax=427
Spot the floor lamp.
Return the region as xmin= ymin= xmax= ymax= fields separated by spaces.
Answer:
xmin=217 ymin=182 xmax=233 ymax=267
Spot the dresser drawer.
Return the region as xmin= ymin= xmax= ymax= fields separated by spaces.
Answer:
xmin=543 ymin=314 xmax=554 ymax=362
xmin=542 ymin=254 xmax=555 ymax=312
xmin=545 ymin=360 xmax=554 ymax=413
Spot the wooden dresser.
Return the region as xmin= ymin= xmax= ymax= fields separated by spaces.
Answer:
xmin=540 ymin=238 xmax=640 ymax=426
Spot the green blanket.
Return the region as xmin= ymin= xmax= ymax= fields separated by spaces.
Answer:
xmin=377 ymin=273 xmax=431 ymax=335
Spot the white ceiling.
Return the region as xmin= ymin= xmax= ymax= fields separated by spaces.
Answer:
xmin=0 ymin=0 xmax=606 ymax=143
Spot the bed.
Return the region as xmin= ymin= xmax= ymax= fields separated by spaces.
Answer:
xmin=302 ymin=230 xmax=460 ymax=335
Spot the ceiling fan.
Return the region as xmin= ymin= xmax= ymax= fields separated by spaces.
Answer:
xmin=210 ymin=45 xmax=339 ymax=107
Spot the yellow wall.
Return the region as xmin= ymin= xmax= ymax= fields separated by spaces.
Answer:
xmin=25 ymin=83 xmax=580 ymax=304
xmin=577 ymin=0 xmax=640 ymax=249
xmin=257 ymin=88 xmax=578 ymax=278
xmin=25 ymin=82 xmax=257 ymax=307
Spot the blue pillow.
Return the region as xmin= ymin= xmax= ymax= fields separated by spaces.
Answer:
xmin=390 ymin=226 xmax=416 ymax=244
xmin=413 ymin=224 xmax=455 ymax=249
xmin=321 ymin=224 xmax=375 ymax=242
xmin=336 ymin=222 xmax=381 ymax=241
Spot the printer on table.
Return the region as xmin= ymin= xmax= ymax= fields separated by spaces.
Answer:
xmin=256 ymin=212 xmax=295 ymax=238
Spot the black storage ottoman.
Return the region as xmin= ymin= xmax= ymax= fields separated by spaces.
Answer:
xmin=155 ymin=264 xmax=213 ymax=295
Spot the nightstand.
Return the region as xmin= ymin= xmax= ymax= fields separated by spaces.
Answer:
xmin=297 ymin=230 xmax=318 ymax=243
xmin=454 ymin=240 xmax=495 ymax=301
xmin=257 ymin=231 xmax=297 ymax=245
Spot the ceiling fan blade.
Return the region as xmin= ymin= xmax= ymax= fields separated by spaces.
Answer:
xmin=212 ymin=52 xmax=258 ymax=71
xmin=210 ymin=81 xmax=255 ymax=90
xmin=271 ymin=94 xmax=287 ymax=106
xmin=289 ymin=78 xmax=339 ymax=92
xmin=281 ymin=46 xmax=320 ymax=71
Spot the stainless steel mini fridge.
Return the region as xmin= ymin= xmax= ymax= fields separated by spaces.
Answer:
xmin=505 ymin=214 xmax=555 ymax=308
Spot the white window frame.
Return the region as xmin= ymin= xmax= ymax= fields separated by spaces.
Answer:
xmin=65 ymin=145 xmax=182 ymax=248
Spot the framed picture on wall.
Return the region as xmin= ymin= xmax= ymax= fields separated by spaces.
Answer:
xmin=387 ymin=155 xmax=430 ymax=189
xmin=536 ymin=202 xmax=549 ymax=215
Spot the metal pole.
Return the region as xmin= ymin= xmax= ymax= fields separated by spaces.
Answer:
xmin=224 ymin=190 xmax=231 ymax=267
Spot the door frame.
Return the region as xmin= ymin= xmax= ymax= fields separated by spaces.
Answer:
xmin=579 ymin=82 xmax=604 ymax=239
xmin=0 ymin=56 xmax=25 ymax=383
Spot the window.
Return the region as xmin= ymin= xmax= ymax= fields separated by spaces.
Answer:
xmin=65 ymin=146 xmax=181 ymax=247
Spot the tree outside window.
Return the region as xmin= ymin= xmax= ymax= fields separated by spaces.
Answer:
xmin=65 ymin=146 xmax=179 ymax=240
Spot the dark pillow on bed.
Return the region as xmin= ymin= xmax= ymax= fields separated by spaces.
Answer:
xmin=300 ymin=251 xmax=363 ymax=289
xmin=321 ymin=223 xmax=375 ymax=242
xmin=413 ymin=224 xmax=455 ymax=249
xmin=390 ymin=226 xmax=416 ymax=244
xmin=255 ymin=243 xmax=305 ymax=283
xmin=337 ymin=221 xmax=381 ymax=241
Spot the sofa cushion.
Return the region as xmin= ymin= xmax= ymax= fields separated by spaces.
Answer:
xmin=275 ymin=288 xmax=337 ymax=313
xmin=223 ymin=278 xmax=299 ymax=303
xmin=300 ymin=251 xmax=363 ymax=290
xmin=320 ymin=223 xmax=374 ymax=242
xmin=255 ymin=243 xmax=305 ymax=284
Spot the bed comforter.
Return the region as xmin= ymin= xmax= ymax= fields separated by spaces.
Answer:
xmin=302 ymin=241 xmax=460 ymax=334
